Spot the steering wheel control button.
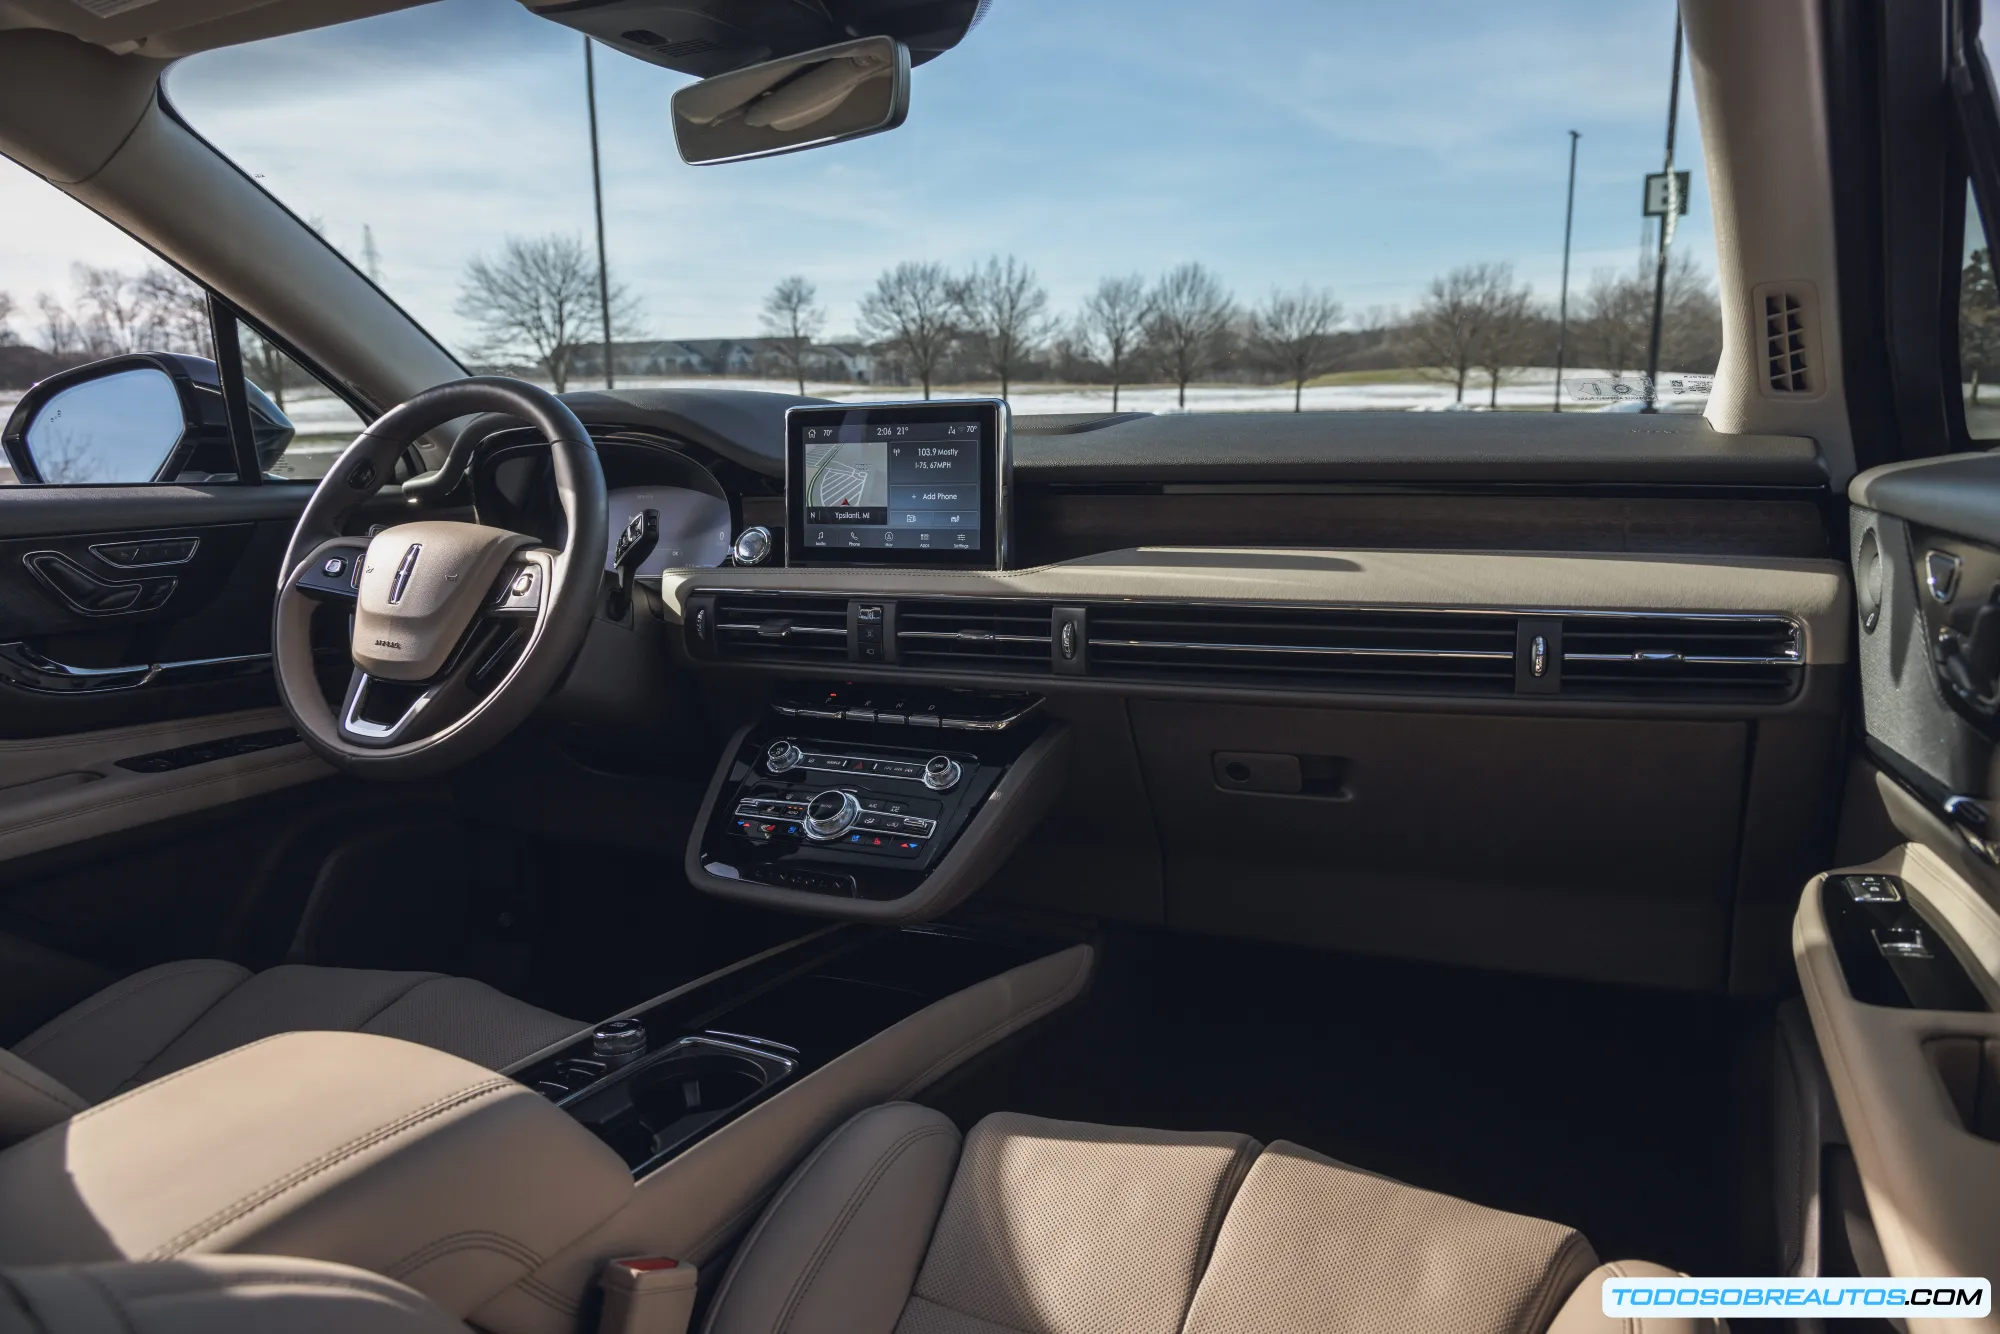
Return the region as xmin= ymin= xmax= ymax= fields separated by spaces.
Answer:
xmin=592 ymin=1019 xmax=648 ymax=1068
xmin=321 ymin=556 xmax=347 ymax=577
xmin=803 ymin=789 xmax=862 ymax=841
xmin=922 ymin=755 xmax=963 ymax=792
xmin=766 ymin=740 xmax=803 ymax=773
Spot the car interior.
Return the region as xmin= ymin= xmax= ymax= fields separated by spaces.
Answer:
xmin=0 ymin=0 xmax=1997 ymax=1331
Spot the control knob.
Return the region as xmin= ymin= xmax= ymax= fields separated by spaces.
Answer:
xmin=591 ymin=1019 xmax=647 ymax=1069
xmin=766 ymin=740 xmax=803 ymax=774
xmin=803 ymin=789 xmax=862 ymax=841
xmin=922 ymin=755 xmax=962 ymax=792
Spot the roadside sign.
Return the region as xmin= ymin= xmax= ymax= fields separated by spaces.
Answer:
xmin=1643 ymin=171 xmax=1691 ymax=217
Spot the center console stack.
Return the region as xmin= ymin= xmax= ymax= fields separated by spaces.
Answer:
xmin=684 ymin=681 xmax=1067 ymax=918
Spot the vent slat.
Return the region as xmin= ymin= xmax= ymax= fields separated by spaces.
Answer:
xmin=894 ymin=598 xmax=1056 ymax=673
xmin=711 ymin=592 xmax=850 ymax=664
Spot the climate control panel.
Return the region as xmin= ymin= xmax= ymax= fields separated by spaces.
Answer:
xmin=696 ymin=713 xmax=1037 ymax=901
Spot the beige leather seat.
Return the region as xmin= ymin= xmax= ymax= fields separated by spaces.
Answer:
xmin=0 ymin=1103 xmax=1708 ymax=1333
xmin=0 ymin=960 xmax=579 ymax=1145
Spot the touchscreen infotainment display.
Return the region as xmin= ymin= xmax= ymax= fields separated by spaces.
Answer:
xmin=784 ymin=400 xmax=1009 ymax=569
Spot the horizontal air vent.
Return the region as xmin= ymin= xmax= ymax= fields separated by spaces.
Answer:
xmin=1087 ymin=604 xmax=1518 ymax=694
xmin=895 ymin=600 xmax=1055 ymax=672
xmin=711 ymin=592 xmax=849 ymax=664
xmin=1559 ymin=615 xmax=1801 ymax=700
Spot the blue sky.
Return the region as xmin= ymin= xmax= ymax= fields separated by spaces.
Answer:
xmin=7 ymin=0 xmax=1711 ymax=358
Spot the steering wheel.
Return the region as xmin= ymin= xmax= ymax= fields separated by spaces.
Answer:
xmin=272 ymin=377 xmax=606 ymax=779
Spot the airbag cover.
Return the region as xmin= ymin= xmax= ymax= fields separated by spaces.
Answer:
xmin=352 ymin=521 xmax=532 ymax=681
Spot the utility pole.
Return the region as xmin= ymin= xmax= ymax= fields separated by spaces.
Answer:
xmin=1642 ymin=15 xmax=1684 ymax=413
xmin=1554 ymin=129 xmax=1580 ymax=412
xmin=586 ymin=37 xmax=614 ymax=390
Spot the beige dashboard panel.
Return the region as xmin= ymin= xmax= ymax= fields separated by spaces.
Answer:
xmin=1796 ymin=845 xmax=2000 ymax=1329
xmin=664 ymin=547 xmax=1851 ymax=664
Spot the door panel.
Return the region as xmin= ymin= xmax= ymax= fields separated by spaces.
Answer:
xmin=0 ymin=481 xmax=436 ymax=862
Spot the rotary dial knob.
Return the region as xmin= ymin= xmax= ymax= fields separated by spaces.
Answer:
xmin=803 ymin=789 xmax=861 ymax=841
xmin=922 ymin=755 xmax=962 ymax=792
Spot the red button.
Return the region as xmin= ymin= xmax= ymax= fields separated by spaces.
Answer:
xmin=614 ymin=1257 xmax=679 ymax=1273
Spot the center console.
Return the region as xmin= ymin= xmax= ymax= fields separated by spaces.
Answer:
xmin=684 ymin=682 xmax=1070 ymax=921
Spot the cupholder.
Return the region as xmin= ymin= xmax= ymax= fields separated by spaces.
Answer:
xmin=568 ymin=1036 xmax=795 ymax=1174
xmin=631 ymin=1051 xmax=768 ymax=1121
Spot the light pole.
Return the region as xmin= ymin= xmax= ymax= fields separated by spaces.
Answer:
xmin=1554 ymin=129 xmax=1579 ymax=412
xmin=585 ymin=37 xmax=614 ymax=390
xmin=1642 ymin=15 xmax=1684 ymax=413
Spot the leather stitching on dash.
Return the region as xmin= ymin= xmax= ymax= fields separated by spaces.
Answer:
xmin=143 ymin=1078 xmax=517 ymax=1258
xmin=387 ymin=1228 xmax=545 ymax=1281
xmin=11 ymin=962 xmax=247 ymax=1058
xmin=774 ymin=1124 xmax=957 ymax=1333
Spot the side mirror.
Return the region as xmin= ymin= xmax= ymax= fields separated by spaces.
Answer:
xmin=2 ymin=353 xmax=295 ymax=484
xmin=672 ymin=36 xmax=910 ymax=165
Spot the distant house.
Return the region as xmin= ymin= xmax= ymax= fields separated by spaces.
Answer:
xmin=561 ymin=336 xmax=877 ymax=383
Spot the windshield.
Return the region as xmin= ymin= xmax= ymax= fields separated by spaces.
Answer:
xmin=162 ymin=0 xmax=1718 ymax=416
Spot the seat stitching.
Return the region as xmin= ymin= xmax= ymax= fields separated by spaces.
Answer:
xmin=0 ymin=1064 xmax=87 ymax=1115
xmin=73 ymin=1267 xmax=140 ymax=1334
xmin=1176 ymin=1135 xmax=1260 ymax=1332
xmin=772 ymin=1124 xmax=956 ymax=1334
xmin=386 ymin=1228 xmax=545 ymax=1279
xmin=12 ymin=963 xmax=248 ymax=1059
xmin=67 ymin=1033 xmax=312 ymax=1124
xmin=698 ymin=1106 xmax=920 ymax=1332
xmin=683 ymin=965 xmax=1087 ymax=1272
xmin=514 ymin=1271 xmax=583 ymax=1316
xmin=143 ymin=1078 xmax=516 ymax=1257
xmin=1515 ymin=1229 xmax=1596 ymax=1334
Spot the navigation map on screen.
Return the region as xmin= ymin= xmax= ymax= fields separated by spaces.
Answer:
xmin=799 ymin=420 xmax=984 ymax=553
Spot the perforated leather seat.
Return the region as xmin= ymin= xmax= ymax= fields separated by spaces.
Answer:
xmin=700 ymin=1105 xmax=1713 ymax=1334
xmin=0 ymin=960 xmax=579 ymax=1145
xmin=0 ymin=1104 xmax=1715 ymax=1333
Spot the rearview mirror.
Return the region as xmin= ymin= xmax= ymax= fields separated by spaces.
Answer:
xmin=1 ymin=353 xmax=296 ymax=484
xmin=672 ymin=36 xmax=910 ymax=165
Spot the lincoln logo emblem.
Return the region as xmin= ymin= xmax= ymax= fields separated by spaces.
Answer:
xmin=388 ymin=543 xmax=422 ymax=604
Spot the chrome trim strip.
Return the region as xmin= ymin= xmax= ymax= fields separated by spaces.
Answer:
xmin=340 ymin=672 xmax=443 ymax=743
xmin=1088 ymin=638 xmax=1513 ymax=662
xmin=89 ymin=537 xmax=200 ymax=568
xmin=716 ymin=623 xmax=848 ymax=637
xmin=1563 ymin=652 xmax=1801 ymax=666
xmin=0 ymin=643 xmax=270 ymax=694
xmin=898 ymin=630 xmax=1052 ymax=645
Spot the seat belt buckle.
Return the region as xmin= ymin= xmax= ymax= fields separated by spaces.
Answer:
xmin=599 ymin=1256 xmax=698 ymax=1334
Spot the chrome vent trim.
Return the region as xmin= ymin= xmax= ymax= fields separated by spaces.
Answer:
xmin=1086 ymin=603 xmax=1517 ymax=693
xmin=1559 ymin=613 xmax=1801 ymax=699
xmin=895 ymin=599 xmax=1055 ymax=671
xmin=710 ymin=592 xmax=849 ymax=663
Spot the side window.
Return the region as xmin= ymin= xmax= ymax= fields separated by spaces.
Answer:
xmin=236 ymin=323 xmax=365 ymax=481
xmin=1959 ymin=182 xmax=2000 ymax=441
xmin=0 ymin=153 xmax=363 ymax=484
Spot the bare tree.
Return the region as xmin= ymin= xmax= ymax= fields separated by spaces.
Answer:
xmin=858 ymin=261 xmax=958 ymax=399
xmin=456 ymin=234 xmax=639 ymax=392
xmin=361 ymin=225 xmax=383 ymax=283
xmin=37 ymin=294 xmax=81 ymax=357
xmin=1574 ymin=252 xmax=1719 ymax=386
xmin=761 ymin=276 xmax=826 ymax=395
xmin=1407 ymin=262 xmax=1524 ymax=403
xmin=1247 ymin=286 xmax=1344 ymax=412
xmin=0 ymin=292 xmax=16 ymax=347
xmin=1079 ymin=275 xmax=1149 ymax=412
xmin=1471 ymin=270 xmax=1535 ymax=408
xmin=953 ymin=256 xmax=1048 ymax=402
xmin=1144 ymin=262 xmax=1235 ymax=409
xmin=134 ymin=266 xmax=213 ymax=358
xmin=71 ymin=264 xmax=150 ymax=356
